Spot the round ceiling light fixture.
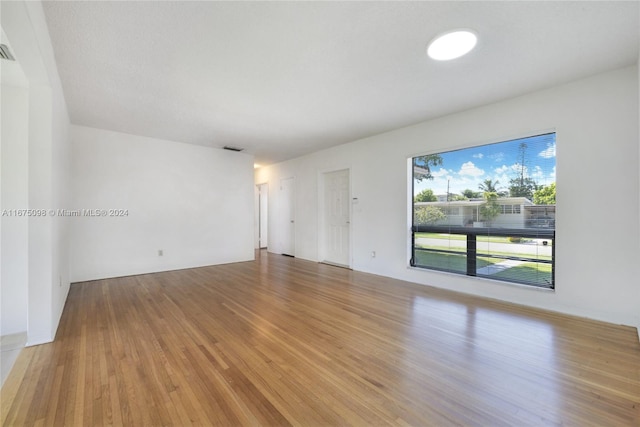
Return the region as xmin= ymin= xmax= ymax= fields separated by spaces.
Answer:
xmin=427 ymin=29 xmax=477 ymax=61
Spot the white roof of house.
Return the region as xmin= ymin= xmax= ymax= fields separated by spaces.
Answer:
xmin=415 ymin=197 xmax=534 ymax=207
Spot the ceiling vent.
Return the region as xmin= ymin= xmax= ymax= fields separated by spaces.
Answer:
xmin=0 ymin=44 xmax=16 ymax=61
xmin=223 ymin=146 xmax=244 ymax=152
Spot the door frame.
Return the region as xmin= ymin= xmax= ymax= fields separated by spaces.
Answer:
xmin=255 ymin=182 xmax=268 ymax=249
xmin=279 ymin=176 xmax=295 ymax=256
xmin=318 ymin=167 xmax=352 ymax=268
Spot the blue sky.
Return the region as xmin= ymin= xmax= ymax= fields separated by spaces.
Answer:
xmin=414 ymin=133 xmax=556 ymax=196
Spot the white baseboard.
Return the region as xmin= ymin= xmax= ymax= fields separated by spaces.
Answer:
xmin=25 ymin=335 xmax=53 ymax=347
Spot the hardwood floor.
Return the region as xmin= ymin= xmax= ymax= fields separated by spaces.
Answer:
xmin=2 ymin=251 xmax=639 ymax=426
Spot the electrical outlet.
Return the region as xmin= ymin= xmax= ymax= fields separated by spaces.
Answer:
xmin=158 ymin=249 xmax=163 ymax=256
xmin=371 ymin=251 xmax=376 ymax=258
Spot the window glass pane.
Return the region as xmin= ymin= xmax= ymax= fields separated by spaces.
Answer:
xmin=411 ymin=133 xmax=556 ymax=289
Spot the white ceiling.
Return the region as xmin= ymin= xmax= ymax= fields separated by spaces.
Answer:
xmin=41 ymin=1 xmax=639 ymax=166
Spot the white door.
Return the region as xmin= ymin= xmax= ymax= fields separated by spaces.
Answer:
xmin=323 ymin=169 xmax=350 ymax=266
xmin=258 ymin=183 xmax=268 ymax=249
xmin=280 ymin=177 xmax=295 ymax=256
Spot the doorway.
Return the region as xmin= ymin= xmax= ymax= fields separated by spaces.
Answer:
xmin=321 ymin=169 xmax=351 ymax=267
xmin=256 ymin=183 xmax=268 ymax=249
xmin=279 ymin=177 xmax=295 ymax=256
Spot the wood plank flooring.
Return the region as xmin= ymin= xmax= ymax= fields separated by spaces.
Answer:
xmin=2 ymin=251 xmax=639 ymax=426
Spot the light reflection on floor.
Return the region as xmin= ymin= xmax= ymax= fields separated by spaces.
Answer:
xmin=404 ymin=295 xmax=563 ymax=423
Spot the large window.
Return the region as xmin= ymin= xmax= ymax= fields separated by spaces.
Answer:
xmin=411 ymin=133 xmax=556 ymax=289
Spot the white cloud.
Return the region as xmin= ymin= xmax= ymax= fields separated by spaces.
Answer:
xmin=472 ymin=153 xmax=484 ymax=159
xmin=432 ymin=176 xmax=481 ymax=195
xmin=488 ymin=152 xmax=505 ymax=162
xmin=539 ymin=143 xmax=556 ymax=159
xmin=417 ymin=161 xmax=553 ymax=196
xmin=431 ymin=167 xmax=454 ymax=178
xmin=493 ymin=174 xmax=510 ymax=186
xmin=531 ymin=165 xmax=544 ymax=178
xmin=495 ymin=163 xmax=527 ymax=176
xmin=416 ymin=169 xmax=482 ymax=195
xmin=459 ymin=161 xmax=485 ymax=177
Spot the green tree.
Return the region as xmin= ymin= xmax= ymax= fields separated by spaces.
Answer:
xmin=448 ymin=194 xmax=467 ymax=201
xmin=533 ymin=182 xmax=556 ymax=205
xmin=515 ymin=142 xmax=528 ymax=188
xmin=460 ymin=189 xmax=481 ymax=199
xmin=414 ymin=188 xmax=437 ymax=202
xmin=478 ymin=179 xmax=507 ymax=197
xmin=414 ymin=206 xmax=446 ymax=225
xmin=509 ymin=177 xmax=539 ymax=200
xmin=413 ymin=154 xmax=443 ymax=182
xmin=479 ymin=192 xmax=501 ymax=226
xmin=508 ymin=141 xmax=539 ymax=200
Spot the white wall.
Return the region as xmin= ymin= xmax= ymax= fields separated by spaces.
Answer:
xmin=0 ymin=84 xmax=29 ymax=336
xmin=256 ymin=65 xmax=640 ymax=328
xmin=71 ymin=126 xmax=255 ymax=282
xmin=1 ymin=0 xmax=72 ymax=345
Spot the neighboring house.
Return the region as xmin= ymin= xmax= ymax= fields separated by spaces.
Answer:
xmin=523 ymin=204 xmax=556 ymax=229
xmin=415 ymin=197 xmax=556 ymax=228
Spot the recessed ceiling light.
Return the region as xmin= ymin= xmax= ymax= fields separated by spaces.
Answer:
xmin=427 ymin=30 xmax=477 ymax=61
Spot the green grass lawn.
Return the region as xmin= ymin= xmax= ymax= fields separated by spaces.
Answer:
xmin=414 ymin=242 xmax=552 ymax=261
xmin=490 ymin=262 xmax=553 ymax=288
xmin=414 ymin=252 xmax=553 ymax=288
xmin=413 ymin=251 xmax=495 ymax=274
xmin=415 ymin=232 xmax=553 ymax=246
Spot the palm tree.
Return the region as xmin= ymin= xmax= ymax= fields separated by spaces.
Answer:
xmin=460 ymin=189 xmax=481 ymax=199
xmin=478 ymin=179 xmax=507 ymax=197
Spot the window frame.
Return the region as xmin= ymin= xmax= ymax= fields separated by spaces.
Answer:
xmin=409 ymin=132 xmax=556 ymax=289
